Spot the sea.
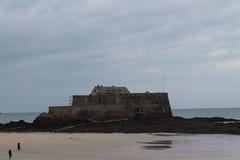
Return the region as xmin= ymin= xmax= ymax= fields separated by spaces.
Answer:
xmin=1 ymin=107 xmax=240 ymax=123
xmin=0 ymin=112 xmax=41 ymax=124
xmin=173 ymin=107 xmax=240 ymax=119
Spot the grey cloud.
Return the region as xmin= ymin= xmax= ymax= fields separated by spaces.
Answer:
xmin=1 ymin=0 xmax=240 ymax=112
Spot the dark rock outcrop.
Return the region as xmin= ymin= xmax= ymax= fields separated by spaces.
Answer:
xmin=33 ymin=113 xmax=90 ymax=129
xmin=1 ymin=114 xmax=240 ymax=134
xmin=0 ymin=120 xmax=32 ymax=132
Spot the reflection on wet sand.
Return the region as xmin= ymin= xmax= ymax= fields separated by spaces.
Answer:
xmin=143 ymin=145 xmax=172 ymax=150
xmin=139 ymin=140 xmax=172 ymax=145
xmin=149 ymin=133 xmax=180 ymax=136
xmin=138 ymin=140 xmax=172 ymax=150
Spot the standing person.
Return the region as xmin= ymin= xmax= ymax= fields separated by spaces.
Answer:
xmin=17 ymin=142 xmax=21 ymax=151
xmin=8 ymin=149 xmax=12 ymax=159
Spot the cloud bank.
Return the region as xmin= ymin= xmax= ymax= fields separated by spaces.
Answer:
xmin=0 ymin=0 xmax=240 ymax=112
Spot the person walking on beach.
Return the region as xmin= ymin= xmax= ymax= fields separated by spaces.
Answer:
xmin=17 ymin=142 xmax=21 ymax=151
xmin=8 ymin=149 xmax=12 ymax=159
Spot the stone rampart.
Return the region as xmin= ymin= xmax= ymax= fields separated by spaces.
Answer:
xmin=48 ymin=92 xmax=172 ymax=120
xmin=49 ymin=106 xmax=72 ymax=117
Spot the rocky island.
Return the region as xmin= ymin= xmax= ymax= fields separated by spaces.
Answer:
xmin=1 ymin=85 xmax=240 ymax=134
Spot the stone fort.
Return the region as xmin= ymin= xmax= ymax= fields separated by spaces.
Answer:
xmin=48 ymin=85 xmax=173 ymax=120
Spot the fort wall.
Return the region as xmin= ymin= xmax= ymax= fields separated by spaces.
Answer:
xmin=48 ymin=92 xmax=172 ymax=120
xmin=49 ymin=106 xmax=72 ymax=118
xmin=72 ymin=93 xmax=170 ymax=105
xmin=71 ymin=104 xmax=128 ymax=120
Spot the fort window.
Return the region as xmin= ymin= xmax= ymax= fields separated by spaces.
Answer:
xmin=135 ymin=108 xmax=139 ymax=113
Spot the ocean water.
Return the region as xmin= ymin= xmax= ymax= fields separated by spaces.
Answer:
xmin=0 ymin=112 xmax=41 ymax=123
xmin=1 ymin=107 xmax=240 ymax=123
xmin=173 ymin=107 xmax=240 ymax=120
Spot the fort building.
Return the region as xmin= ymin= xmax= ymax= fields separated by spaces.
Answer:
xmin=48 ymin=85 xmax=173 ymax=120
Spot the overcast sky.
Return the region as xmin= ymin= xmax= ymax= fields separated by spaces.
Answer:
xmin=1 ymin=0 xmax=240 ymax=112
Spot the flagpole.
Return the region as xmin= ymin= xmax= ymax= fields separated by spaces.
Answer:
xmin=163 ymin=75 xmax=165 ymax=92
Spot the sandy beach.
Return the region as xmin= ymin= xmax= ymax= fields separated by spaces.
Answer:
xmin=0 ymin=133 xmax=240 ymax=160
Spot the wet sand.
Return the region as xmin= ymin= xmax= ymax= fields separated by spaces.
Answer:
xmin=0 ymin=133 xmax=239 ymax=160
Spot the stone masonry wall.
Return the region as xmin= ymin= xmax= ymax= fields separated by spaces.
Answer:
xmin=48 ymin=93 xmax=172 ymax=120
xmin=49 ymin=106 xmax=72 ymax=118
